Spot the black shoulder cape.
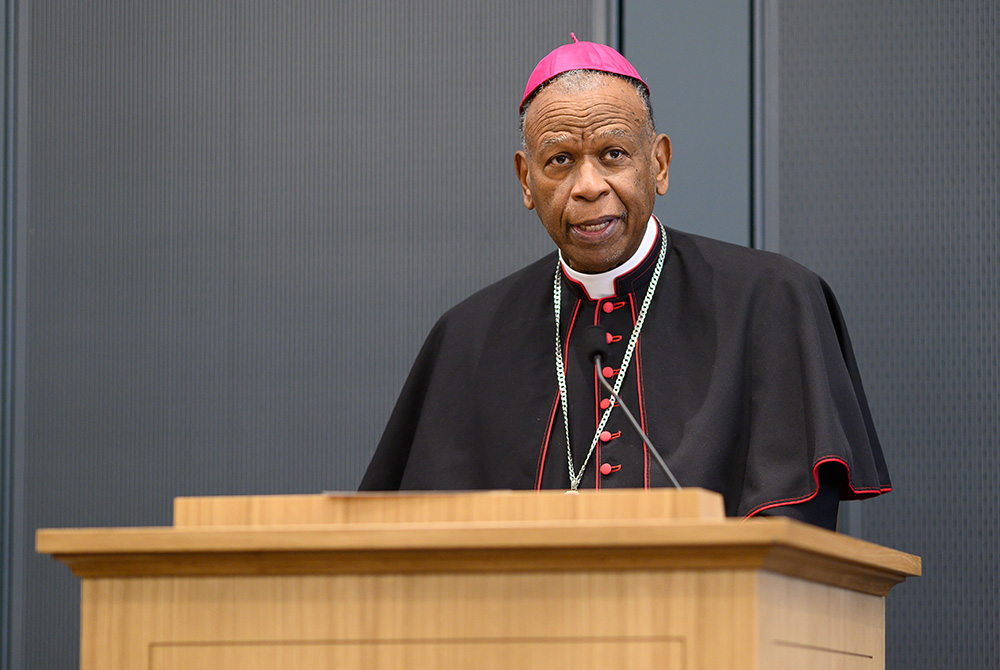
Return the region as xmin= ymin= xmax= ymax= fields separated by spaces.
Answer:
xmin=359 ymin=227 xmax=891 ymax=518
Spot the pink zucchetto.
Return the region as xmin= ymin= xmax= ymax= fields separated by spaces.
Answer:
xmin=519 ymin=32 xmax=649 ymax=112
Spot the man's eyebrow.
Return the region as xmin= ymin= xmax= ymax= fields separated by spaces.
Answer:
xmin=597 ymin=128 xmax=630 ymax=140
xmin=538 ymin=134 xmax=572 ymax=150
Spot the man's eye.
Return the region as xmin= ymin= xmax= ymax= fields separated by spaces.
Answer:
xmin=605 ymin=149 xmax=626 ymax=160
xmin=549 ymin=155 xmax=570 ymax=166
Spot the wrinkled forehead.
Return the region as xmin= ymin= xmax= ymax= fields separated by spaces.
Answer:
xmin=523 ymin=75 xmax=649 ymax=149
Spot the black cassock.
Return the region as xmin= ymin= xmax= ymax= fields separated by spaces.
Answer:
xmin=360 ymin=226 xmax=890 ymax=522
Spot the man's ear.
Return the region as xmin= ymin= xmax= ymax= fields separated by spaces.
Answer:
xmin=514 ymin=150 xmax=535 ymax=210
xmin=652 ymin=134 xmax=671 ymax=196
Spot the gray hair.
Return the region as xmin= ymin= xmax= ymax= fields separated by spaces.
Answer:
xmin=519 ymin=70 xmax=655 ymax=151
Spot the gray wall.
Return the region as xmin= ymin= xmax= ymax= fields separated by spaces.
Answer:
xmin=5 ymin=2 xmax=599 ymax=667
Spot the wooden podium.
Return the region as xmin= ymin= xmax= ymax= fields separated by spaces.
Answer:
xmin=37 ymin=489 xmax=919 ymax=670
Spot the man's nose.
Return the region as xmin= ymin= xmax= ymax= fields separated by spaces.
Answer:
xmin=570 ymin=158 xmax=611 ymax=201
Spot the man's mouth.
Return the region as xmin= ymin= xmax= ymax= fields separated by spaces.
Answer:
xmin=579 ymin=218 xmax=614 ymax=232
xmin=571 ymin=215 xmax=623 ymax=240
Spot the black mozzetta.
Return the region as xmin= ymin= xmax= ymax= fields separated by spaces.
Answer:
xmin=359 ymin=226 xmax=890 ymax=521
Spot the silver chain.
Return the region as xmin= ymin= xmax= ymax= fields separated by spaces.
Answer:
xmin=554 ymin=224 xmax=668 ymax=490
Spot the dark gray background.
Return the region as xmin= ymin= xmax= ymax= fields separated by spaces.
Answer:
xmin=769 ymin=2 xmax=998 ymax=666
xmin=2 ymin=1 xmax=998 ymax=668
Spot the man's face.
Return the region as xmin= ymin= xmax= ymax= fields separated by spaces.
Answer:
xmin=515 ymin=75 xmax=671 ymax=273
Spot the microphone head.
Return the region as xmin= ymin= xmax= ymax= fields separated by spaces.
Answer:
xmin=580 ymin=325 xmax=611 ymax=364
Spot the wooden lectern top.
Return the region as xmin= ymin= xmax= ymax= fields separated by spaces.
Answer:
xmin=37 ymin=488 xmax=919 ymax=597
xmin=173 ymin=487 xmax=727 ymax=526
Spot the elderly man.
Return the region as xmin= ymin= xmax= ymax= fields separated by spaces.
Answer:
xmin=359 ymin=37 xmax=890 ymax=530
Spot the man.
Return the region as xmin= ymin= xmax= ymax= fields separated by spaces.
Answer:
xmin=359 ymin=37 xmax=890 ymax=530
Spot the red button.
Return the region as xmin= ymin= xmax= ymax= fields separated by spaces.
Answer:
xmin=600 ymin=398 xmax=612 ymax=410
xmin=602 ymin=302 xmax=614 ymax=313
xmin=605 ymin=332 xmax=615 ymax=344
xmin=600 ymin=463 xmax=613 ymax=475
xmin=600 ymin=430 xmax=612 ymax=442
xmin=602 ymin=366 xmax=615 ymax=378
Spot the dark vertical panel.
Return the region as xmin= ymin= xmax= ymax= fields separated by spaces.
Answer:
xmin=0 ymin=0 xmax=13 ymax=666
xmin=2 ymin=1 xmax=26 ymax=668
xmin=17 ymin=1 xmax=597 ymax=666
xmin=775 ymin=2 xmax=998 ymax=667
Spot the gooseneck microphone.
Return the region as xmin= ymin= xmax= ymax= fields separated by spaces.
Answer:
xmin=580 ymin=325 xmax=682 ymax=489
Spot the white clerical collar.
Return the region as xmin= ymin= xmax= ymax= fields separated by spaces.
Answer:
xmin=559 ymin=216 xmax=658 ymax=300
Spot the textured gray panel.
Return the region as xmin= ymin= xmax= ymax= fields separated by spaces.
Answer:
xmin=776 ymin=2 xmax=998 ymax=668
xmin=17 ymin=1 xmax=595 ymax=666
